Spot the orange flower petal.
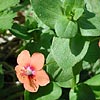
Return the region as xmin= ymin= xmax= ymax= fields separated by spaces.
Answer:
xmin=17 ymin=50 xmax=31 ymax=67
xmin=98 ymin=41 xmax=100 ymax=47
xmin=36 ymin=70 xmax=50 ymax=86
xmin=15 ymin=65 xmax=27 ymax=83
xmin=24 ymin=77 xmax=39 ymax=92
xmin=30 ymin=53 xmax=44 ymax=70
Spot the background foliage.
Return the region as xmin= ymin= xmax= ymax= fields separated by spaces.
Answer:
xmin=0 ymin=0 xmax=100 ymax=100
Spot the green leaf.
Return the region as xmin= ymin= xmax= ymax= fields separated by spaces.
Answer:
xmin=84 ymin=40 xmax=100 ymax=63
xmin=72 ymin=0 xmax=85 ymax=8
xmin=10 ymin=23 xmax=31 ymax=40
xmin=24 ymin=82 xmax=62 ymax=100
xmin=31 ymin=0 xmax=62 ymax=28
xmin=69 ymin=88 xmax=77 ymax=100
xmin=70 ymin=35 xmax=90 ymax=64
xmin=85 ymin=0 xmax=100 ymax=15
xmin=62 ymin=0 xmax=85 ymax=15
xmin=55 ymin=16 xmax=78 ymax=38
xmin=51 ymin=37 xmax=75 ymax=82
xmin=25 ymin=30 xmax=54 ymax=55
xmin=62 ymin=0 xmax=74 ymax=15
xmin=25 ymin=17 xmax=38 ymax=30
xmin=56 ymin=75 xmax=79 ymax=88
xmin=0 ymin=64 xmax=4 ymax=88
xmin=69 ymin=84 xmax=95 ymax=100
xmin=73 ymin=8 xmax=84 ymax=21
xmin=40 ymin=30 xmax=54 ymax=50
xmin=0 ymin=0 xmax=19 ymax=11
xmin=46 ymin=53 xmax=79 ymax=88
xmin=92 ymin=59 xmax=100 ymax=74
xmin=48 ymin=37 xmax=89 ymax=82
xmin=46 ymin=52 xmax=63 ymax=81
xmin=57 ymin=79 xmax=73 ymax=88
xmin=85 ymin=74 xmax=100 ymax=99
xmin=82 ymin=60 xmax=91 ymax=70
xmin=85 ymin=74 xmax=100 ymax=86
xmin=79 ymin=11 xmax=100 ymax=36
xmin=0 ymin=11 xmax=16 ymax=30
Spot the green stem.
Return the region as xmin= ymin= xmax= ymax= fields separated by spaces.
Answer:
xmin=44 ymin=61 xmax=55 ymax=67
xmin=90 ymin=37 xmax=100 ymax=43
xmin=4 ymin=70 xmax=15 ymax=74
xmin=72 ymin=76 xmax=76 ymax=88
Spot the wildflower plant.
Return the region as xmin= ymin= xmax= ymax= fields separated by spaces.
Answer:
xmin=15 ymin=50 xmax=50 ymax=92
xmin=0 ymin=0 xmax=100 ymax=100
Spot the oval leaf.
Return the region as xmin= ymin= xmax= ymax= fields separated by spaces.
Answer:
xmin=55 ymin=16 xmax=78 ymax=38
xmin=69 ymin=84 xmax=95 ymax=100
xmin=24 ymin=82 xmax=62 ymax=100
xmin=31 ymin=0 xmax=62 ymax=28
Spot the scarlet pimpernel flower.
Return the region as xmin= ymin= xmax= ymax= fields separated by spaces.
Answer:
xmin=15 ymin=50 xmax=50 ymax=92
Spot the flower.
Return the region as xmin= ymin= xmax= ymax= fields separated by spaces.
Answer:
xmin=98 ymin=40 xmax=100 ymax=47
xmin=15 ymin=50 xmax=50 ymax=92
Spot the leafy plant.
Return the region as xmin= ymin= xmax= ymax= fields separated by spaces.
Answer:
xmin=0 ymin=0 xmax=100 ymax=100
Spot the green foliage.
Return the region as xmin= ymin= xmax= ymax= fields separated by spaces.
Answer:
xmin=55 ymin=16 xmax=78 ymax=38
xmin=10 ymin=23 xmax=32 ymax=40
xmin=31 ymin=0 xmax=62 ymax=28
xmin=85 ymin=74 xmax=100 ymax=99
xmin=0 ymin=0 xmax=100 ymax=100
xmin=0 ymin=0 xmax=19 ymax=11
xmin=84 ymin=40 xmax=100 ymax=63
xmin=69 ymin=84 xmax=95 ymax=100
xmin=73 ymin=8 xmax=84 ymax=20
xmin=0 ymin=11 xmax=16 ymax=30
xmin=46 ymin=37 xmax=89 ymax=82
xmin=24 ymin=82 xmax=62 ymax=100
xmin=85 ymin=0 xmax=100 ymax=14
xmin=0 ymin=0 xmax=19 ymax=30
xmin=79 ymin=14 xmax=100 ymax=36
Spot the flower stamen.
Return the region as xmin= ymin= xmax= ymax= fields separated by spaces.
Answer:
xmin=22 ymin=66 xmax=35 ymax=76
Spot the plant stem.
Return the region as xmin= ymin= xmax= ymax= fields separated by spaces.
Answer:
xmin=72 ymin=76 xmax=76 ymax=88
